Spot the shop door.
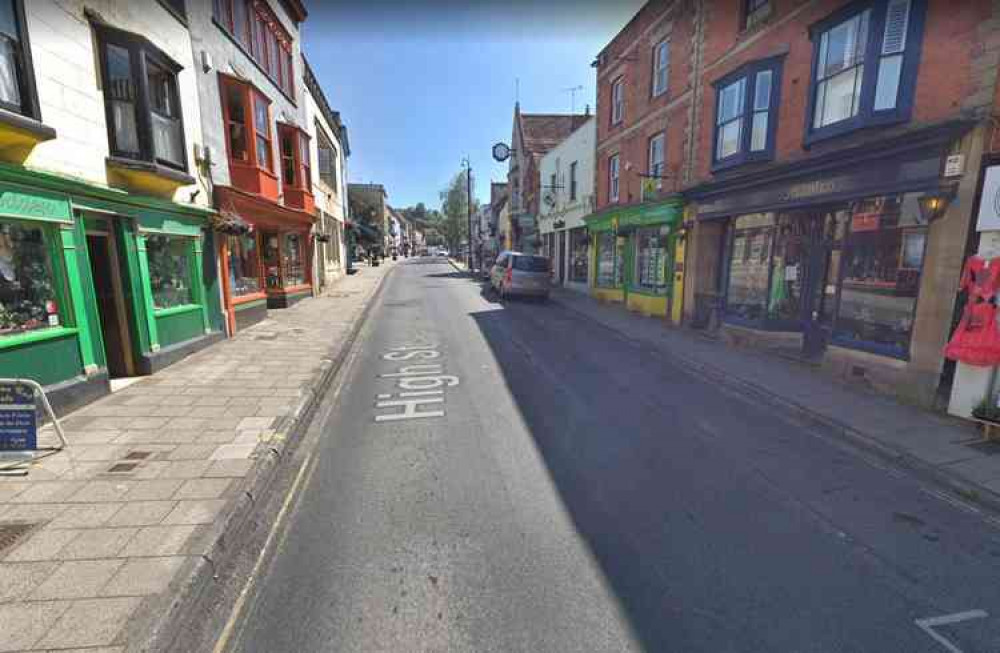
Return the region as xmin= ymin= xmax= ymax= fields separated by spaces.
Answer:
xmin=800 ymin=211 xmax=843 ymax=358
xmin=86 ymin=233 xmax=134 ymax=378
xmin=557 ymin=232 xmax=566 ymax=284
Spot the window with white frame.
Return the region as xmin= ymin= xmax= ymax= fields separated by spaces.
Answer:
xmin=609 ymin=154 xmax=620 ymax=203
xmin=648 ymin=133 xmax=665 ymax=178
xmin=611 ymin=77 xmax=624 ymax=125
xmin=652 ymin=40 xmax=669 ymax=97
xmin=569 ymin=161 xmax=578 ymax=201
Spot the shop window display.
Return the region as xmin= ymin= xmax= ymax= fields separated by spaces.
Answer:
xmin=227 ymin=233 xmax=260 ymax=296
xmin=833 ymin=193 xmax=927 ymax=357
xmin=0 ymin=220 xmax=59 ymax=335
xmin=725 ymin=213 xmax=774 ymax=322
xmin=596 ymin=231 xmax=617 ymax=287
xmin=570 ymin=228 xmax=588 ymax=282
xmin=282 ymin=233 xmax=306 ymax=286
xmin=146 ymin=234 xmax=194 ymax=309
xmin=634 ymin=226 xmax=669 ymax=293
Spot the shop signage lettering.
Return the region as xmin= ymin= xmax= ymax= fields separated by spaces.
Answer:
xmin=779 ymin=181 xmax=837 ymax=202
xmin=0 ymin=382 xmax=36 ymax=450
xmin=0 ymin=189 xmax=72 ymax=223
xmin=375 ymin=344 xmax=456 ymax=422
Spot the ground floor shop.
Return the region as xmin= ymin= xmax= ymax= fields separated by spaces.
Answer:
xmin=686 ymin=121 xmax=981 ymax=408
xmin=216 ymin=186 xmax=315 ymax=334
xmin=540 ymin=226 xmax=590 ymax=293
xmin=0 ymin=165 xmax=223 ymax=415
xmin=583 ymin=199 xmax=684 ymax=319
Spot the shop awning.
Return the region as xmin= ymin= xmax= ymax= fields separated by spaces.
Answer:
xmin=583 ymin=198 xmax=683 ymax=233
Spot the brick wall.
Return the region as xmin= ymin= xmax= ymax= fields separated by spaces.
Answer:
xmin=594 ymin=0 xmax=698 ymax=210
xmin=690 ymin=0 xmax=997 ymax=184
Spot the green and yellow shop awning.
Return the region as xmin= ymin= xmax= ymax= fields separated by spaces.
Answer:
xmin=583 ymin=198 xmax=683 ymax=234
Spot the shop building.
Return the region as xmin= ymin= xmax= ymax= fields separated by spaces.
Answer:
xmin=303 ymin=56 xmax=350 ymax=289
xmin=589 ymin=0 xmax=697 ymax=320
xmin=189 ymin=0 xmax=315 ymax=334
xmin=0 ymin=0 xmax=225 ymax=414
xmin=506 ymin=104 xmax=590 ymax=254
xmin=681 ymin=0 xmax=1000 ymax=408
xmin=538 ymin=115 xmax=595 ymax=294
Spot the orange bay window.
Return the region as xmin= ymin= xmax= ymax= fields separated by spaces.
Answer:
xmin=220 ymin=74 xmax=278 ymax=201
xmin=278 ymin=123 xmax=314 ymax=214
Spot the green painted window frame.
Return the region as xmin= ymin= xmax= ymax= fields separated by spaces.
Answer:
xmin=0 ymin=216 xmax=74 ymax=341
xmin=153 ymin=303 xmax=201 ymax=318
xmin=0 ymin=325 xmax=78 ymax=351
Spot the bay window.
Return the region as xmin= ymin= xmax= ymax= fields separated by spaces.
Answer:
xmin=713 ymin=58 xmax=781 ymax=170
xmin=0 ymin=0 xmax=39 ymax=120
xmin=317 ymin=132 xmax=337 ymax=188
xmin=278 ymin=124 xmax=312 ymax=195
xmin=807 ymin=0 xmax=924 ymax=143
xmin=146 ymin=235 xmax=194 ymax=309
xmin=0 ymin=220 xmax=60 ymax=335
xmin=97 ymin=26 xmax=187 ymax=171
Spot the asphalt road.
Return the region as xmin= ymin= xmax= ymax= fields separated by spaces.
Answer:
xmin=228 ymin=258 xmax=1000 ymax=653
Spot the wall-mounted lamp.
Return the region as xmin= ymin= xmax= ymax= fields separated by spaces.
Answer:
xmin=918 ymin=187 xmax=957 ymax=223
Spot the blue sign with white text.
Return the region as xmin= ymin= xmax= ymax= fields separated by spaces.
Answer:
xmin=0 ymin=382 xmax=36 ymax=450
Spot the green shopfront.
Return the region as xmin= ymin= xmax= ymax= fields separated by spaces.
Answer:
xmin=584 ymin=198 xmax=683 ymax=318
xmin=0 ymin=164 xmax=223 ymax=415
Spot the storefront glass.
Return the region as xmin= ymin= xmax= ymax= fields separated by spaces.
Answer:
xmin=227 ymin=233 xmax=260 ymax=297
xmin=634 ymin=226 xmax=669 ymax=294
xmin=596 ymin=232 xmax=617 ymax=287
xmin=0 ymin=220 xmax=59 ymax=335
xmin=833 ymin=193 xmax=927 ymax=358
xmin=283 ymin=232 xmax=306 ymax=286
xmin=570 ymin=227 xmax=588 ymax=282
xmin=146 ymin=234 xmax=193 ymax=309
xmin=724 ymin=213 xmax=775 ymax=322
xmin=263 ymin=231 xmax=281 ymax=289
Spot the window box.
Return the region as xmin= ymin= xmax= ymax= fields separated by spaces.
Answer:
xmin=712 ymin=57 xmax=783 ymax=172
xmin=106 ymin=156 xmax=195 ymax=195
xmin=804 ymin=0 xmax=925 ymax=146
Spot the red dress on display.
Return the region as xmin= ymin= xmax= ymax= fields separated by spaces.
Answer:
xmin=944 ymin=256 xmax=1000 ymax=367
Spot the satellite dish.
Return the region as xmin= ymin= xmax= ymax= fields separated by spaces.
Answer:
xmin=543 ymin=191 xmax=556 ymax=208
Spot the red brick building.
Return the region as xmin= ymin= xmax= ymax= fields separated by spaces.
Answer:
xmin=591 ymin=0 xmax=1000 ymax=407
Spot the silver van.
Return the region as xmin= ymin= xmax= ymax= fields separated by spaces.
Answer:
xmin=490 ymin=251 xmax=551 ymax=300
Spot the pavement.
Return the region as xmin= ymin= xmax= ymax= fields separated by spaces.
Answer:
xmin=0 ymin=261 xmax=393 ymax=653
xmin=228 ymin=259 xmax=1000 ymax=653
xmin=543 ymin=286 xmax=1000 ymax=508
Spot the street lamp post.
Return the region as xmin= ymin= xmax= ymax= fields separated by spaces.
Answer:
xmin=463 ymin=157 xmax=473 ymax=271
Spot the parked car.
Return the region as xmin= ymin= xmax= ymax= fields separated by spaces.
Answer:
xmin=490 ymin=251 xmax=551 ymax=300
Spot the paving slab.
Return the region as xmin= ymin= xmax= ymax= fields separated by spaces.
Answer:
xmin=0 ymin=262 xmax=391 ymax=651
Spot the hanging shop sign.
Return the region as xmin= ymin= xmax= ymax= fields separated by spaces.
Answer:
xmin=0 ymin=382 xmax=36 ymax=451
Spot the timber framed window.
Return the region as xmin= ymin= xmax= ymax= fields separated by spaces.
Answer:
xmin=0 ymin=0 xmax=40 ymax=120
xmin=221 ymin=75 xmax=273 ymax=173
xmin=97 ymin=25 xmax=187 ymax=171
xmin=806 ymin=0 xmax=925 ymax=144
xmin=712 ymin=57 xmax=782 ymax=170
xmin=214 ymin=0 xmax=295 ymax=99
xmin=146 ymin=235 xmax=195 ymax=309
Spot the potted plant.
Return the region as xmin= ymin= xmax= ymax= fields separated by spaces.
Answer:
xmin=972 ymin=396 xmax=1000 ymax=423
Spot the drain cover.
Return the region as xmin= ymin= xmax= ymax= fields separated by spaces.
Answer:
xmin=107 ymin=462 xmax=139 ymax=473
xmin=0 ymin=522 xmax=37 ymax=555
xmin=124 ymin=451 xmax=151 ymax=460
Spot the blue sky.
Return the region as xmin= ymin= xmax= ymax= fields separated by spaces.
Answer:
xmin=302 ymin=0 xmax=644 ymax=209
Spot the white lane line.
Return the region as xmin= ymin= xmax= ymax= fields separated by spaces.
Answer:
xmin=914 ymin=609 xmax=988 ymax=653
